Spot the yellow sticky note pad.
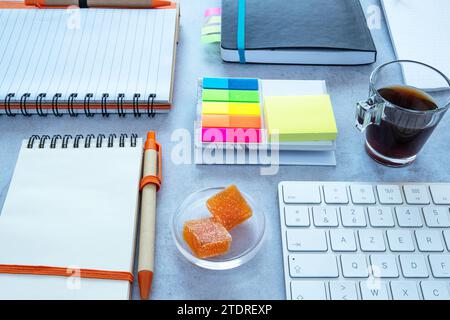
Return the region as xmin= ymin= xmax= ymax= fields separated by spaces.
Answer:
xmin=264 ymin=95 xmax=338 ymax=142
xmin=202 ymin=102 xmax=261 ymax=116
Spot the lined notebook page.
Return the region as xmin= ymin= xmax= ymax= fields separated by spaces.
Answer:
xmin=382 ymin=0 xmax=450 ymax=89
xmin=0 ymin=8 xmax=177 ymax=104
xmin=0 ymin=138 xmax=143 ymax=299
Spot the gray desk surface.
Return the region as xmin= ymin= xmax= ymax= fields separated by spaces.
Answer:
xmin=0 ymin=0 xmax=449 ymax=300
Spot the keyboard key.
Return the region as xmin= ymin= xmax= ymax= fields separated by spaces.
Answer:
xmin=444 ymin=230 xmax=450 ymax=251
xmin=291 ymin=281 xmax=327 ymax=300
xmin=312 ymin=206 xmax=338 ymax=227
xmin=415 ymin=230 xmax=444 ymax=252
xmin=323 ymin=184 xmax=348 ymax=204
xmin=284 ymin=206 xmax=310 ymax=227
xmin=390 ymin=282 xmax=421 ymax=300
xmin=377 ymin=185 xmax=403 ymax=205
xmin=395 ymin=207 xmax=423 ymax=227
xmin=286 ymin=230 xmax=327 ymax=252
xmin=359 ymin=230 xmax=386 ymax=252
xmin=329 ymin=281 xmax=358 ymax=300
xmin=283 ymin=182 xmax=321 ymax=204
xmin=430 ymin=185 xmax=450 ymax=205
xmin=340 ymin=207 xmax=366 ymax=227
xmin=341 ymin=255 xmax=369 ymax=278
xmin=368 ymin=207 xmax=395 ymax=227
xmin=387 ymin=230 xmax=415 ymax=252
xmin=370 ymin=255 xmax=399 ymax=278
xmin=429 ymin=255 xmax=450 ymax=278
xmin=399 ymin=255 xmax=429 ymax=278
xmin=360 ymin=282 xmax=389 ymax=300
xmin=350 ymin=184 xmax=376 ymax=204
xmin=423 ymin=207 xmax=450 ymax=228
xmin=403 ymin=185 xmax=430 ymax=205
xmin=330 ymin=230 xmax=357 ymax=252
xmin=421 ymin=281 xmax=450 ymax=300
xmin=289 ymin=255 xmax=339 ymax=278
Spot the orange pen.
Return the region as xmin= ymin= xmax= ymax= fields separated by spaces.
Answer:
xmin=24 ymin=0 xmax=171 ymax=8
xmin=138 ymin=131 xmax=162 ymax=300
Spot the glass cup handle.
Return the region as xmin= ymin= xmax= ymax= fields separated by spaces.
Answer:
xmin=355 ymin=96 xmax=384 ymax=132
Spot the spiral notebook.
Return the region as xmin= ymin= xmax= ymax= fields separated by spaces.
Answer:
xmin=0 ymin=134 xmax=143 ymax=299
xmin=0 ymin=5 xmax=179 ymax=117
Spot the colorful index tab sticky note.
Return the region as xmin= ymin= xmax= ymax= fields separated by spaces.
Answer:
xmin=202 ymin=102 xmax=261 ymax=116
xmin=201 ymin=34 xmax=221 ymax=44
xmin=202 ymin=89 xmax=260 ymax=103
xmin=202 ymin=25 xmax=221 ymax=36
xmin=202 ymin=127 xmax=262 ymax=143
xmin=202 ymin=114 xmax=262 ymax=129
xmin=264 ymin=95 xmax=338 ymax=142
xmin=203 ymin=78 xmax=259 ymax=90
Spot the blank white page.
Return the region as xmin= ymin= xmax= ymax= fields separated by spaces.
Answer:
xmin=0 ymin=137 xmax=143 ymax=299
xmin=382 ymin=0 xmax=450 ymax=89
xmin=0 ymin=8 xmax=177 ymax=104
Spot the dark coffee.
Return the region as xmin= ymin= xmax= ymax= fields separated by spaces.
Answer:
xmin=366 ymin=85 xmax=439 ymax=163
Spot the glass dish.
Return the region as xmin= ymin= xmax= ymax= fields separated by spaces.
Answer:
xmin=172 ymin=187 xmax=266 ymax=270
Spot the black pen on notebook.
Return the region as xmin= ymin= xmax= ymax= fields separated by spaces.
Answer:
xmin=25 ymin=0 xmax=171 ymax=8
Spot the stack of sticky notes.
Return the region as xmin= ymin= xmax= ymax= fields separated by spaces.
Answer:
xmin=264 ymin=95 xmax=338 ymax=143
xmin=201 ymin=78 xmax=262 ymax=143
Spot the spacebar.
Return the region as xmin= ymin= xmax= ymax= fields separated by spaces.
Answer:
xmin=289 ymin=254 xmax=339 ymax=278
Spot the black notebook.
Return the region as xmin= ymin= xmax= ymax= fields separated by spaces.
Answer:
xmin=221 ymin=0 xmax=376 ymax=65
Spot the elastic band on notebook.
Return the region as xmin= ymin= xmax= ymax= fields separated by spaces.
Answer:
xmin=237 ymin=0 xmax=246 ymax=63
xmin=0 ymin=265 xmax=134 ymax=283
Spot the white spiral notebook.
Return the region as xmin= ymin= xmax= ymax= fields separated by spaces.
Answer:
xmin=0 ymin=134 xmax=143 ymax=299
xmin=0 ymin=6 xmax=179 ymax=116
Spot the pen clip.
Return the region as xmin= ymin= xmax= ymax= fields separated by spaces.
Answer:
xmin=139 ymin=141 xmax=162 ymax=192
xmin=155 ymin=141 xmax=162 ymax=187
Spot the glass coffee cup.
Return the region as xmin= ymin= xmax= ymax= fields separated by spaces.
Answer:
xmin=356 ymin=60 xmax=450 ymax=167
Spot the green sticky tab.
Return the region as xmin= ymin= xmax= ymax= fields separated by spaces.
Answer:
xmin=201 ymin=33 xmax=221 ymax=44
xmin=202 ymin=25 xmax=221 ymax=35
xmin=202 ymin=89 xmax=229 ymax=101
xmin=229 ymin=90 xmax=260 ymax=103
xmin=202 ymin=89 xmax=260 ymax=103
xmin=206 ymin=16 xmax=221 ymax=24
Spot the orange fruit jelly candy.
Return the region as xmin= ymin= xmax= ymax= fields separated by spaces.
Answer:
xmin=183 ymin=218 xmax=232 ymax=259
xmin=206 ymin=185 xmax=253 ymax=230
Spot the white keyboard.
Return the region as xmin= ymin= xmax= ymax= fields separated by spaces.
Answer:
xmin=278 ymin=182 xmax=450 ymax=300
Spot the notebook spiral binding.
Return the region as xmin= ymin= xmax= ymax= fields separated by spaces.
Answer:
xmin=27 ymin=134 xmax=139 ymax=149
xmin=2 ymin=93 xmax=157 ymax=117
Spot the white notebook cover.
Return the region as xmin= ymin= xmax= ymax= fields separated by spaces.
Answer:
xmin=0 ymin=136 xmax=143 ymax=299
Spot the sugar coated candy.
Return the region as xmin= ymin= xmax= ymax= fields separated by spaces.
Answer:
xmin=183 ymin=218 xmax=232 ymax=258
xmin=206 ymin=185 xmax=253 ymax=230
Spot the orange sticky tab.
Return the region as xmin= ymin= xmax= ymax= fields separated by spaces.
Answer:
xmin=201 ymin=114 xmax=261 ymax=129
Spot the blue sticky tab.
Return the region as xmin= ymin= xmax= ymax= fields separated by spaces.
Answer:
xmin=229 ymin=78 xmax=259 ymax=90
xmin=203 ymin=78 xmax=229 ymax=90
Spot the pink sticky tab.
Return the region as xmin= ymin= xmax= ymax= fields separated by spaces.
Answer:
xmin=202 ymin=128 xmax=261 ymax=143
xmin=205 ymin=7 xmax=221 ymax=17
